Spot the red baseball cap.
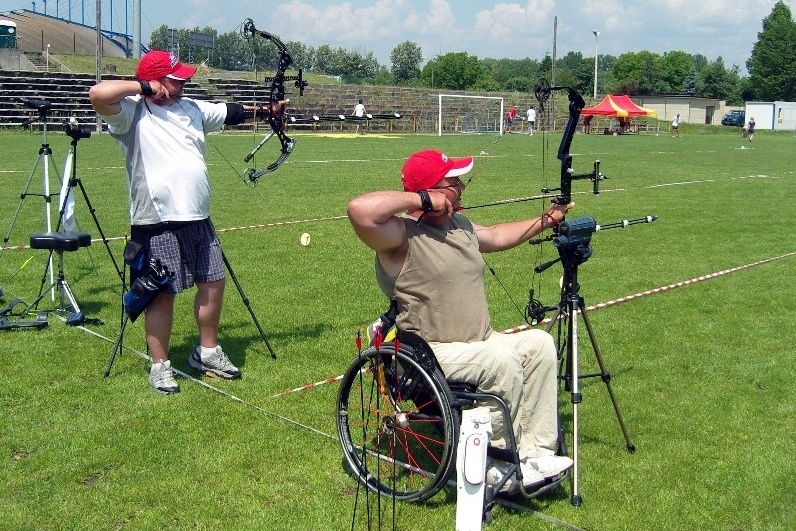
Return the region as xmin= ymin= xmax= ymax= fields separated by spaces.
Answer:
xmin=401 ymin=150 xmax=474 ymax=192
xmin=136 ymin=50 xmax=196 ymax=81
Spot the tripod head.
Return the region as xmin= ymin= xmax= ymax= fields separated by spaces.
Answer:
xmin=534 ymin=216 xmax=596 ymax=275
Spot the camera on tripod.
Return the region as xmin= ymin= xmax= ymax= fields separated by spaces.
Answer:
xmin=64 ymin=120 xmax=91 ymax=140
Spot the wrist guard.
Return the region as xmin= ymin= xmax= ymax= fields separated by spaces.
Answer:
xmin=243 ymin=105 xmax=270 ymax=121
xmin=139 ymin=80 xmax=155 ymax=97
xmin=417 ymin=190 xmax=433 ymax=212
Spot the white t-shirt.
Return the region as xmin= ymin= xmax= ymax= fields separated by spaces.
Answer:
xmin=353 ymin=103 xmax=365 ymax=117
xmin=100 ymin=96 xmax=227 ymax=225
xmin=527 ymin=108 xmax=536 ymax=122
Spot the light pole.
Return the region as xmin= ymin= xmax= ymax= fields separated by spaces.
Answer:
xmin=592 ymin=30 xmax=600 ymax=100
xmin=421 ymin=55 xmax=435 ymax=88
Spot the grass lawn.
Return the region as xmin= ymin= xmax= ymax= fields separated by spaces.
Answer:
xmin=1 ymin=125 xmax=794 ymax=530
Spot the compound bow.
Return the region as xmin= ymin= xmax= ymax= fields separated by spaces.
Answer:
xmin=524 ymin=79 xmax=605 ymax=324
xmin=241 ymin=18 xmax=308 ymax=183
xmin=525 ymin=79 xmax=655 ymax=325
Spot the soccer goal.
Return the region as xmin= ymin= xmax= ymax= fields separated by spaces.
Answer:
xmin=437 ymin=94 xmax=505 ymax=136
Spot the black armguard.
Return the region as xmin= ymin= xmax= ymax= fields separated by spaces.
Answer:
xmin=225 ymin=103 xmax=246 ymax=125
xmin=417 ymin=190 xmax=433 ymax=212
xmin=139 ymin=80 xmax=155 ymax=97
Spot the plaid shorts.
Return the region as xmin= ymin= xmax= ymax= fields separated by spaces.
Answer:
xmin=130 ymin=219 xmax=224 ymax=295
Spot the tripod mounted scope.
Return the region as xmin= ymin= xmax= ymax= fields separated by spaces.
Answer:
xmin=526 ymin=214 xmax=657 ymax=325
xmin=63 ymin=120 xmax=91 ymax=141
xmin=16 ymin=98 xmax=53 ymax=128
xmin=16 ymin=97 xmax=51 ymax=112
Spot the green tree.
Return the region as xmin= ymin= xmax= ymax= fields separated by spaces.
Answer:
xmin=660 ymin=51 xmax=694 ymax=92
xmin=746 ymin=0 xmax=796 ymax=100
xmin=695 ymin=57 xmax=741 ymax=102
xmin=423 ymin=52 xmax=486 ymax=90
xmin=682 ymin=67 xmax=699 ymax=93
xmin=539 ymin=54 xmax=552 ymax=81
xmin=390 ymin=41 xmax=423 ymax=82
xmin=612 ymin=51 xmax=665 ymax=94
xmin=285 ymin=41 xmax=315 ymax=71
xmin=148 ymin=25 xmax=169 ymax=51
xmin=213 ymin=30 xmax=249 ymax=71
xmin=480 ymin=57 xmax=540 ymax=92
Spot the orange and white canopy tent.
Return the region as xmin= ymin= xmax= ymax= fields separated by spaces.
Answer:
xmin=581 ymin=94 xmax=657 ymax=117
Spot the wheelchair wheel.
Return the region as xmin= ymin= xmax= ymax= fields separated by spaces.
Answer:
xmin=337 ymin=345 xmax=459 ymax=503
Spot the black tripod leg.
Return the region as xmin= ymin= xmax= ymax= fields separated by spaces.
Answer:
xmin=579 ymin=307 xmax=635 ymax=453
xmin=220 ymin=249 xmax=277 ymax=359
xmin=105 ymin=312 xmax=129 ymax=377
xmin=73 ymin=177 xmax=125 ymax=284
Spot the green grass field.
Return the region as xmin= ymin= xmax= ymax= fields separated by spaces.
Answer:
xmin=1 ymin=125 xmax=794 ymax=530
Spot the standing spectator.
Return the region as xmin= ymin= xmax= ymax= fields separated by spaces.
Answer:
xmin=526 ymin=106 xmax=536 ymax=135
xmin=505 ymin=105 xmax=517 ymax=133
xmin=88 ymin=50 xmax=267 ymax=394
xmin=352 ymin=98 xmax=366 ymax=134
xmin=671 ymin=113 xmax=681 ymax=137
xmin=583 ymin=115 xmax=593 ymax=134
xmin=745 ymin=117 xmax=755 ymax=142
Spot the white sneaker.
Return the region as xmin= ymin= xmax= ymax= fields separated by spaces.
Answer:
xmin=188 ymin=345 xmax=241 ymax=380
xmin=149 ymin=360 xmax=179 ymax=394
xmin=486 ymin=459 xmax=546 ymax=493
xmin=522 ymin=455 xmax=573 ymax=479
xmin=485 ymin=460 xmax=518 ymax=494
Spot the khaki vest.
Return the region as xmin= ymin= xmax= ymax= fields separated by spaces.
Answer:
xmin=376 ymin=214 xmax=492 ymax=343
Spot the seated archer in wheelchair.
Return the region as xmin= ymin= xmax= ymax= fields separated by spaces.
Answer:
xmin=344 ymin=149 xmax=574 ymax=496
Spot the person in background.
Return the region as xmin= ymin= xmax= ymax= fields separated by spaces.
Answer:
xmin=671 ymin=113 xmax=681 ymax=137
xmin=745 ymin=116 xmax=755 ymax=142
xmin=526 ymin=105 xmax=536 ymax=135
xmin=505 ymin=105 xmax=517 ymax=133
xmin=347 ymin=149 xmax=574 ymax=493
xmin=352 ymin=98 xmax=366 ymax=134
xmin=583 ymin=114 xmax=593 ymax=134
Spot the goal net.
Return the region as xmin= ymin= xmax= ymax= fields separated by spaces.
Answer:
xmin=437 ymin=94 xmax=505 ymax=136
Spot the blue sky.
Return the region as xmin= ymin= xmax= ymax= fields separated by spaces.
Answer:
xmin=5 ymin=0 xmax=792 ymax=73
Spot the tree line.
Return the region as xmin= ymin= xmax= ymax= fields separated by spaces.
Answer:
xmin=150 ymin=1 xmax=796 ymax=105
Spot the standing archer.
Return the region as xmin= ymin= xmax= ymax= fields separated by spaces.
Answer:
xmin=89 ymin=50 xmax=270 ymax=394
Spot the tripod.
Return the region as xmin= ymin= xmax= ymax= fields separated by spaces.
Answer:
xmin=1 ymin=99 xmax=62 ymax=293
xmin=58 ymin=121 xmax=125 ymax=284
xmin=104 ymin=246 xmax=277 ymax=377
xmin=535 ymin=215 xmax=636 ymax=507
xmin=30 ymin=121 xmax=125 ymax=321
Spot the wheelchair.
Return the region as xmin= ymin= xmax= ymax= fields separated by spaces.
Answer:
xmin=336 ymin=323 xmax=568 ymax=511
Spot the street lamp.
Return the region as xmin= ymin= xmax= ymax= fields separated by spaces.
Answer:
xmin=592 ymin=30 xmax=600 ymax=100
